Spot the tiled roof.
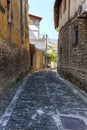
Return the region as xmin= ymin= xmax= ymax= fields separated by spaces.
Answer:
xmin=29 ymin=14 xmax=42 ymax=21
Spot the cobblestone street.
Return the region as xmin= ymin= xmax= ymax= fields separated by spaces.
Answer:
xmin=0 ymin=70 xmax=87 ymax=130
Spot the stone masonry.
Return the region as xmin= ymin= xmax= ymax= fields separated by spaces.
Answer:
xmin=59 ymin=16 xmax=87 ymax=91
xmin=0 ymin=0 xmax=29 ymax=92
xmin=30 ymin=44 xmax=44 ymax=72
xmin=35 ymin=48 xmax=44 ymax=70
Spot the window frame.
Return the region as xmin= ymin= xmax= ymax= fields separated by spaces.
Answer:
xmin=72 ymin=25 xmax=78 ymax=45
xmin=7 ymin=0 xmax=12 ymax=24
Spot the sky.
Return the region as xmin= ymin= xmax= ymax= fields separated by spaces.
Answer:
xmin=28 ymin=0 xmax=58 ymax=40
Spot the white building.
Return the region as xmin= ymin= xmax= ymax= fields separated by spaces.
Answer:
xmin=29 ymin=14 xmax=45 ymax=51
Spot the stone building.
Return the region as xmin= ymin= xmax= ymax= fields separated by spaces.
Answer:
xmin=29 ymin=14 xmax=45 ymax=71
xmin=0 ymin=0 xmax=29 ymax=91
xmin=54 ymin=0 xmax=87 ymax=90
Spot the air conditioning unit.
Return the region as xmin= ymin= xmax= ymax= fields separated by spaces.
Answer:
xmin=78 ymin=1 xmax=87 ymax=17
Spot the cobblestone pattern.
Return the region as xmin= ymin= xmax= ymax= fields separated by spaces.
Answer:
xmin=0 ymin=81 xmax=22 ymax=118
xmin=0 ymin=70 xmax=87 ymax=130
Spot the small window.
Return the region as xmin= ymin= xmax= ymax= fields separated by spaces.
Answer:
xmin=30 ymin=19 xmax=36 ymax=25
xmin=63 ymin=0 xmax=66 ymax=13
xmin=73 ymin=26 xmax=78 ymax=45
xmin=7 ymin=0 xmax=12 ymax=24
xmin=60 ymin=46 xmax=62 ymax=55
xmin=35 ymin=20 xmax=39 ymax=25
xmin=0 ymin=1 xmax=5 ymax=14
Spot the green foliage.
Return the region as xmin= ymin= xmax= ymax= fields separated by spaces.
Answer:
xmin=45 ymin=41 xmax=58 ymax=63
xmin=56 ymin=27 xmax=60 ymax=32
xmin=47 ymin=51 xmax=58 ymax=62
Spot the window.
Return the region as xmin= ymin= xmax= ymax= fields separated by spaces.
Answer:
xmin=30 ymin=19 xmax=34 ymax=25
xmin=63 ymin=0 xmax=66 ymax=13
xmin=73 ymin=26 xmax=78 ymax=45
xmin=60 ymin=46 xmax=62 ymax=55
xmin=0 ymin=1 xmax=5 ymax=13
xmin=30 ymin=19 xmax=36 ymax=25
xmin=35 ymin=20 xmax=39 ymax=25
xmin=30 ymin=19 xmax=39 ymax=25
xmin=7 ymin=0 xmax=12 ymax=24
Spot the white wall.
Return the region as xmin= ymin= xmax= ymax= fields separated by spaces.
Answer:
xmin=30 ymin=39 xmax=45 ymax=50
xmin=70 ymin=0 xmax=84 ymax=18
xmin=59 ymin=0 xmax=69 ymax=29
xmin=59 ymin=0 xmax=86 ymax=29
xmin=29 ymin=25 xmax=39 ymax=39
xmin=29 ymin=16 xmax=45 ymax=51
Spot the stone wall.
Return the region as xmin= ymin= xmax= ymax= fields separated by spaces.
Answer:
xmin=59 ymin=17 xmax=87 ymax=91
xmin=0 ymin=39 xmax=29 ymax=91
xmin=29 ymin=44 xmax=44 ymax=72
xmin=0 ymin=0 xmax=29 ymax=92
xmin=35 ymin=48 xmax=44 ymax=70
xmin=59 ymin=0 xmax=85 ymax=29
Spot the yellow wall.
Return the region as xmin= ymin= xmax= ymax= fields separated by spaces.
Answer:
xmin=0 ymin=0 xmax=29 ymax=51
xmin=0 ymin=0 xmax=30 ymax=90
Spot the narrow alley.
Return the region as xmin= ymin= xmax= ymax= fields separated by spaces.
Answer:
xmin=0 ymin=0 xmax=87 ymax=130
xmin=0 ymin=70 xmax=87 ymax=130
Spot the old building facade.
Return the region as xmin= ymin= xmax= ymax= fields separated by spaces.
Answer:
xmin=54 ymin=0 xmax=87 ymax=90
xmin=0 ymin=0 xmax=29 ymax=91
xmin=29 ymin=14 xmax=45 ymax=71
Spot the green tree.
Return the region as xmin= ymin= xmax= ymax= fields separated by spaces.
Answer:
xmin=47 ymin=51 xmax=58 ymax=62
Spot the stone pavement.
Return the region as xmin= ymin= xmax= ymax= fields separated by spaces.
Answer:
xmin=0 ymin=70 xmax=87 ymax=130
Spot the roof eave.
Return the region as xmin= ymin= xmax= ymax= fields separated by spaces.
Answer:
xmin=29 ymin=14 xmax=42 ymax=21
xmin=54 ymin=0 xmax=62 ymax=29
